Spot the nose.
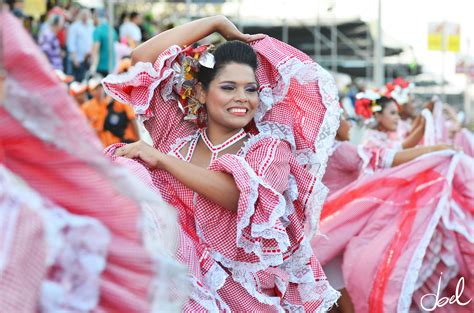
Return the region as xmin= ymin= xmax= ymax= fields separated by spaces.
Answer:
xmin=233 ymin=88 xmax=248 ymax=103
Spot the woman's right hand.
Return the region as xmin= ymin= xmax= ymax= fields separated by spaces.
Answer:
xmin=114 ymin=140 xmax=165 ymax=169
xmin=215 ymin=15 xmax=266 ymax=43
xmin=431 ymin=144 xmax=459 ymax=152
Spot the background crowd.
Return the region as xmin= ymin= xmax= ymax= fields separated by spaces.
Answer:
xmin=4 ymin=0 xmax=472 ymax=148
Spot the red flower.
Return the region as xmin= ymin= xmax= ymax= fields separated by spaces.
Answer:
xmin=355 ymin=98 xmax=373 ymax=119
xmin=393 ymin=77 xmax=410 ymax=89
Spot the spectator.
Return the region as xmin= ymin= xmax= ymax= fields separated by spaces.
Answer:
xmin=69 ymin=81 xmax=88 ymax=106
xmin=67 ymin=8 xmax=94 ymax=81
xmin=141 ymin=12 xmax=158 ymax=41
xmin=119 ymin=11 xmax=142 ymax=47
xmin=116 ymin=11 xmax=129 ymax=35
xmin=90 ymin=12 xmax=117 ymax=77
xmin=38 ymin=13 xmax=64 ymax=70
xmin=82 ymin=76 xmax=139 ymax=147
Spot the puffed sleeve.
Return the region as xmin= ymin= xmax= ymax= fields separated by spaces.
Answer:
xmin=102 ymin=45 xmax=196 ymax=153
xmin=357 ymin=145 xmax=397 ymax=173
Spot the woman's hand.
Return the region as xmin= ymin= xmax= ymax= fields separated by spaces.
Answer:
xmin=431 ymin=143 xmax=462 ymax=152
xmin=423 ymin=101 xmax=434 ymax=112
xmin=114 ymin=140 xmax=164 ymax=169
xmin=431 ymin=144 xmax=454 ymax=152
xmin=215 ymin=15 xmax=266 ymax=43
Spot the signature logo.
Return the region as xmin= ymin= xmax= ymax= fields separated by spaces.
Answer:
xmin=420 ymin=273 xmax=472 ymax=312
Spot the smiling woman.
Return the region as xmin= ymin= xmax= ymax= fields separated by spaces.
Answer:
xmin=102 ymin=15 xmax=342 ymax=311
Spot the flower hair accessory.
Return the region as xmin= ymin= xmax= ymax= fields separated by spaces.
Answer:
xmin=355 ymin=90 xmax=382 ymax=119
xmin=171 ymin=44 xmax=215 ymax=127
xmin=385 ymin=77 xmax=414 ymax=105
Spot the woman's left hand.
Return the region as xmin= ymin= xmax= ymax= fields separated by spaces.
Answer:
xmin=215 ymin=15 xmax=266 ymax=43
xmin=114 ymin=140 xmax=164 ymax=169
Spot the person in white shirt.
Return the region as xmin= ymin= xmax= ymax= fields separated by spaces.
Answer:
xmin=119 ymin=11 xmax=142 ymax=47
xmin=67 ymin=9 xmax=94 ymax=81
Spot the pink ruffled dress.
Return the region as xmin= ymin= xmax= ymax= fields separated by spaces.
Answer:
xmin=313 ymin=145 xmax=473 ymax=311
xmin=425 ymin=99 xmax=474 ymax=158
xmin=323 ymin=141 xmax=396 ymax=196
xmin=1 ymin=12 xmax=186 ymax=312
xmin=102 ymin=37 xmax=342 ymax=311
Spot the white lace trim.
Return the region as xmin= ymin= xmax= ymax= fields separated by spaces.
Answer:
xmin=356 ymin=144 xmax=373 ymax=175
xmin=397 ymin=153 xmax=461 ymax=313
xmin=102 ymin=45 xmax=182 ymax=119
xmin=0 ymin=175 xmax=20 ymax=277
xmin=382 ymin=148 xmax=397 ymax=169
xmin=289 ymin=280 xmax=340 ymax=313
xmin=281 ymin=174 xmax=298 ymax=226
xmin=441 ymin=155 xmax=474 ymax=243
xmin=291 ymin=63 xmax=340 ymax=237
xmin=187 ymin=263 xmax=230 ymax=312
xmin=168 ymin=131 xmax=200 ymax=159
xmin=414 ymin=227 xmax=459 ymax=292
xmin=257 ymin=121 xmax=296 ymax=150
xmin=422 ymin=109 xmax=436 ymax=146
xmin=4 ymin=77 xmax=189 ymax=312
xmin=0 ymin=166 xmax=110 ymax=312
xmin=281 ymin=240 xmax=341 ymax=311
xmin=328 ymin=140 xmax=343 ymax=157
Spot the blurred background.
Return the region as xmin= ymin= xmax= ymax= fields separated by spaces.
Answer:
xmin=4 ymin=0 xmax=473 ymax=138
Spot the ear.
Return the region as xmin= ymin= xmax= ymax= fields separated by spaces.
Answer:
xmin=195 ymin=82 xmax=207 ymax=105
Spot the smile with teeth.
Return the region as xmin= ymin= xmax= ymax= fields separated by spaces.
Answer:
xmin=228 ymin=108 xmax=248 ymax=114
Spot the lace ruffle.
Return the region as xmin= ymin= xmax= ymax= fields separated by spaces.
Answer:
xmin=187 ymin=263 xmax=230 ymax=312
xmin=199 ymin=135 xmax=339 ymax=308
xmin=0 ymin=166 xmax=110 ymax=312
xmin=102 ymin=45 xmax=182 ymax=121
xmin=397 ymin=153 xmax=461 ymax=313
xmin=5 ymin=77 xmax=189 ymax=312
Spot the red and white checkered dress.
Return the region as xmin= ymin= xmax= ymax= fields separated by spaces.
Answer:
xmin=103 ymin=36 xmax=342 ymax=311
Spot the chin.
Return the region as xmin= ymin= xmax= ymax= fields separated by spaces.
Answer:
xmin=225 ymin=117 xmax=254 ymax=129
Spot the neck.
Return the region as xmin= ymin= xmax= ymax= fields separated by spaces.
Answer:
xmin=376 ymin=124 xmax=389 ymax=133
xmin=399 ymin=112 xmax=410 ymax=120
xmin=206 ymin=123 xmax=243 ymax=146
xmin=335 ymin=135 xmax=348 ymax=142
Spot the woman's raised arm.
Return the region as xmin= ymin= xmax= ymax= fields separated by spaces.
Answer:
xmin=131 ymin=15 xmax=264 ymax=65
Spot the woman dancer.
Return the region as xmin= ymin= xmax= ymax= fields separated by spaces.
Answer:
xmin=359 ymin=95 xmax=425 ymax=150
xmin=102 ymin=15 xmax=341 ymax=311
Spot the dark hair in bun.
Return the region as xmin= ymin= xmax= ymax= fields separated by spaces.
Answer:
xmin=198 ymin=40 xmax=257 ymax=90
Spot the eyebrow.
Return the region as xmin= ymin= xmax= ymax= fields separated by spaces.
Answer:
xmin=218 ymin=81 xmax=258 ymax=86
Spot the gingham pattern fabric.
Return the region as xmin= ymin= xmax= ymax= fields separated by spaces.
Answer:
xmin=1 ymin=12 xmax=186 ymax=312
xmin=0 ymin=177 xmax=48 ymax=312
xmin=103 ymin=37 xmax=342 ymax=311
xmin=251 ymin=38 xmax=326 ymax=151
